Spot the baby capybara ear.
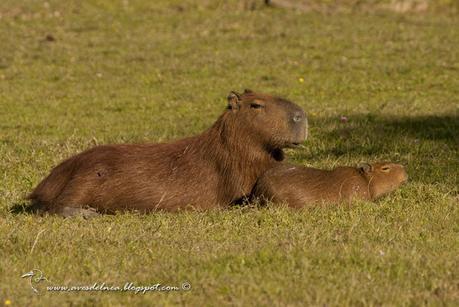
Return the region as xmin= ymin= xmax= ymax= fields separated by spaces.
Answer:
xmin=358 ymin=163 xmax=373 ymax=174
xmin=227 ymin=91 xmax=241 ymax=111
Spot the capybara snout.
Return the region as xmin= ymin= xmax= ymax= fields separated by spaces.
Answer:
xmin=231 ymin=89 xmax=308 ymax=148
xmin=360 ymin=162 xmax=408 ymax=199
xmin=289 ymin=109 xmax=307 ymax=145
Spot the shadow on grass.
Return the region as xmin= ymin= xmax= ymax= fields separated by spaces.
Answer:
xmin=302 ymin=114 xmax=458 ymax=156
xmin=9 ymin=202 xmax=40 ymax=215
xmin=291 ymin=114 xmax=458 ymax=187
xmin=340 ymin=115 xmax=458 ymax=142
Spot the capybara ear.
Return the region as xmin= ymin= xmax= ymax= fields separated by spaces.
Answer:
xmin=359 ymin=163 xmax=373 ymax=174
xmin=243 ymin=89 xmax=253 ymax=94
xmin=358 ymin=163 xmax=373 ymax=174
xmin=227 ymin=91 xmax=241 ymax=111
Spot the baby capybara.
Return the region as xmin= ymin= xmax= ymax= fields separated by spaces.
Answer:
xmin=253 ymin=162 xmax=408 ymax=208
xmin=28 ymin=89 xmax=307 ymax=216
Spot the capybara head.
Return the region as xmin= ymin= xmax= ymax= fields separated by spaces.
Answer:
xmin=226 ymin=89 xmax=307 ymax=148
xmin=359 ymin=162 xmax=408 ymax=199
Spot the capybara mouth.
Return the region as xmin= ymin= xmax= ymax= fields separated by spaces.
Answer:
xmin=287 ymin=142 xmax=301 ymax=148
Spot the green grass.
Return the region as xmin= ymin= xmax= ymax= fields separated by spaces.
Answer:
xmin=0 ymin=0 xmax=458 ymax=305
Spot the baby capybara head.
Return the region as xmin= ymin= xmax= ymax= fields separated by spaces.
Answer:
xmin=359 ymin=162 xmax=408 ymax=199
xmin=227 ymin=89 xmax=307 ymax=148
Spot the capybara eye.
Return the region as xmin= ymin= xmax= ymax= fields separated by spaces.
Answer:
xmin=250 ymin=103 xmax=264 ymax=109
xmin=381 ymin=166 xmax=391 ymax=172
xmin=293 ymin=114 xmax=302 ymax=122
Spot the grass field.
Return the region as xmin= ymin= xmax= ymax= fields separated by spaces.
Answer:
xmin=1 ymin=0 xmax=458 ymax=305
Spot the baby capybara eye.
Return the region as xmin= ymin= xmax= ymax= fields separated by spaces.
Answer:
xmin=250 ymin=103 xmax=264 ymax=109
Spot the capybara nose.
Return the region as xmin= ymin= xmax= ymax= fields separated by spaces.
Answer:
xmin=292 ymin=113 xmax=308 ymax=144
xmin=293 ymin=112 xmax=303 ymax=123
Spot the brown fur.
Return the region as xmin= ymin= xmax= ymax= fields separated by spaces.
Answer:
xmin=28 ymin=90 xmax=307 ymax=215
xmin=253 ymin=162 xmax=408 ymax=208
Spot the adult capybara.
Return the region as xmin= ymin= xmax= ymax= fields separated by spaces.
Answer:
xmin=28 ymin=89 xmax=307 ymax=216
xmin=253 ymin=162 xmax=408 ymax=208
